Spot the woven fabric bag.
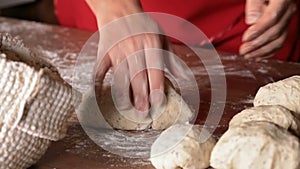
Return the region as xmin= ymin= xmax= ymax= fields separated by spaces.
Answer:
xmin=0 ymin=33 xmax=74 ymax=169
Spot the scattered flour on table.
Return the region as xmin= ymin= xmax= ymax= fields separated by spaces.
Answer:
xmin=63 ymin=123 xmax=151 ymax=167
xmin=85 ymin=127 xmax=161 ymax=159
xmin=190 ymin=65 xmax=256 ymax=78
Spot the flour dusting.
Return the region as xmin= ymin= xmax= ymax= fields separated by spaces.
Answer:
xmin=85 ymin=127 xmax=161 ymax=159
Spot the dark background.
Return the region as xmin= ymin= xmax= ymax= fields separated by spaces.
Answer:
xmin=0 ymin=0 xmax=57 ymax=24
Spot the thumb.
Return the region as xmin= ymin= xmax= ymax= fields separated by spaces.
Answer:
xmin=246 ymin=0 xmax=265 ymax=25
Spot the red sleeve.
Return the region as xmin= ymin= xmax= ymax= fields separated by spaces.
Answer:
xmin=54 ymin=0 xmax=98 ymax=31
xmin=54 ymin=0 xmax=299 ymax=61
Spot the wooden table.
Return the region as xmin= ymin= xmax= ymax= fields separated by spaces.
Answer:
xmin=0 ymin=17 xmax=299 ymax=169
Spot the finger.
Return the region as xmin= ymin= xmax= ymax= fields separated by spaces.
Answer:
xmin=116 ymin=37 xmax=150 ymax=116
xmin=160 ymin=37 xmax=191 ymax=83
xmin=243 ymin=0 xmax=291 ymax=42
xmin=127 ymin=51 xmax=150 ymax=115
xmin=164 ymin=48 xmax=193 ymax=81
xmin=111 ymin=57 xmax=133 ymax=111
xmin=244 ymin=31 xmax=287 ymax=59
xmin=254 ymin=53 xmax=275 ymax=62
xmin=109 ymin=45 xmax=126 ymax=67
xmin=144 ymin=47 xmax=165 ymax=108
xmin=120 ymin=35 xmax=150 ymax=114
xmin=109 ymin=44 xmax=132 ymax=111
xmin=245 ymin=0 xmax=265 ymax=25
xmin=143 ymin=34 xmax=165 ymax=107
xmin=94 ymin=54 xmax=111 ymax=94
xmin=240 ymin=3 xmax=295 ymax=55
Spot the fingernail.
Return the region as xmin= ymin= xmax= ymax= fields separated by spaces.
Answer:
xmin=150 ymin=90 xmax=165 ymax=108
xmin=242 ymin=27 xmax=257 ymax=42
xmin=244 ymin=53 xmax=253 ymax=59
xmin=243 ymin=31 xmax=258 ymax=42
xmin=134 ymin=95 xmax=149 ymax=114
xmin=242 ymin=32 xmax=249 ymax=42
xmin=255 ymin=58 xmax=262 ymax=62
xmin=149 ymin=90 xmax=166 ymax=120
xmin=246 ymin=13 xmax=261 ymax=25
xmin=240 ymin=45 xmax=252 ymax=55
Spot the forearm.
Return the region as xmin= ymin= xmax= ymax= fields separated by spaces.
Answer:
xmin=85 ymin=0 xmax=143 ymax=27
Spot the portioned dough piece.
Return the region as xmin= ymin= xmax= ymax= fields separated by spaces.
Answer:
xmin=254 ymin=75 xmax=300 ymax=114
xmin=150 ymin=124 xmax=216 ymax=169
xmin=78 ymin=87 xmax=152 ymax=130
xmin=151 ymin=85 xmax=194 ymax=130
xmin=210 ymin=121 xmax=300 ymax=169
xmin=229 ymin=105 xmax=300 ymax=137
xmin=97 ymin=84 xmax=194 ymax=130
xmin=77 ymin=88 xmax=112 ymax=130
xmin=97 ymin=86 xmax=152 ymax=130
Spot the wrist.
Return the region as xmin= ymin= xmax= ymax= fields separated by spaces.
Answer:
xmin=86 ymin=0 xmax=143 ymax=27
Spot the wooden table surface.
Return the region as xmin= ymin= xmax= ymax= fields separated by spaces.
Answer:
xmin=0 ymin=17 xmax=299 ymax=169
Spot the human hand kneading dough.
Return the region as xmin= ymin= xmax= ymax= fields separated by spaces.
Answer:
xmin=86 ymin=0 xmax=168 ymax=116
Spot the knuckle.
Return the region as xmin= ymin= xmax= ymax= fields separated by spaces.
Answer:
xmin=124 ymin=38 xmax=140 ymax=53
xmin=144 ymin=34 xmax=160 ymax=47
xmin=268 ymin=11 xmax=280 ymax=24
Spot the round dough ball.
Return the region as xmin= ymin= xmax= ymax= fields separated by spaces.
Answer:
xmin=151 ymin=85 xmax=195 ymax=130
xmin=229 ymin=105 xmax=300 ymax=137
xmin=150 ymin=124 xmax=216 ymax=169
xmin=210 ymin=121 xmax=300 ymax=169
xmin=97 ymin=84 xmax=194 ymax=130
xmin=97 ymin=86 xmax=152 ymax=130
xmin=254 ymin=75 xmax=300 ymax=114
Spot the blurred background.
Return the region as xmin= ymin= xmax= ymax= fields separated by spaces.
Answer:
xmin=0 ymin=0 xmax=57 ymax=24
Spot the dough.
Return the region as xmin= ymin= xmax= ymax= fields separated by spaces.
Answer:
xmin=96 ymin=84 xmax=194 ymax=130
xmin=150 ymin=124 xmax=216 ymax=169
xmin=210 ymin=121 xmax=300 ymax=169
xmin=151 ymin=85 xmax=195 ymax=130
xmin=229 ymin=105 xmax=300 ymax=137
xmin=97 ymin=86 xmax=152 ymax=130
xmin=254 ymin=75 xmax=300 ymax=114
xmin=77 ymin=87 xmax=152 ymax=130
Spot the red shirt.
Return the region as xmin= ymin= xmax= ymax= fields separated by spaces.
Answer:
xmin=54 ymin=0 xmax=299 ymax=61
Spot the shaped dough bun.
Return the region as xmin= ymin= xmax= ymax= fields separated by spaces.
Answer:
xmin=96 ymin=84 xmax=194 ymax=130
xmin=211 ymin=121 xmax=300 ymax=169
xmin=150 ymin=124 xmax=216 ymax=169
xmin=229 ymin=105 xmax=300 ymax=137
xmin=254 ymin=75 xmax=300 ymax=114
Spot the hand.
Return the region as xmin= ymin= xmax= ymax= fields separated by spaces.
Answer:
xmin=87 ymin=0 xmax=166 ymax=116
xmin=239 ymin=0 xmax=297 ymax=61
